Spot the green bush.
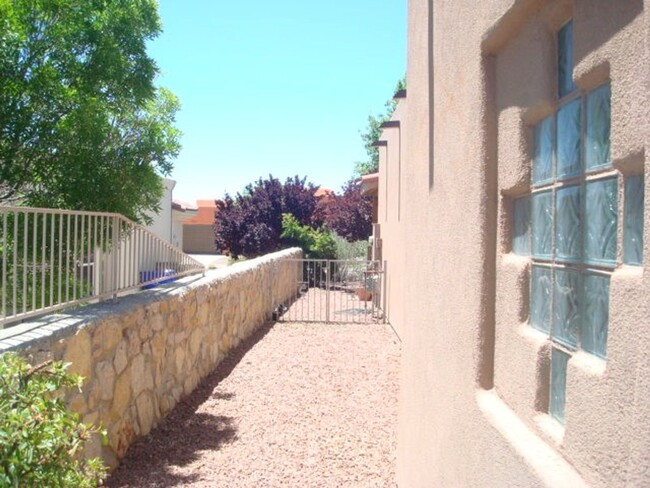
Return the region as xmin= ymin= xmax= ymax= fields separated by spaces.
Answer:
xmin=332 ymin=233 xmax=369 ymax=260
xmin=0 ymin=353 xmax=107 ymax=487
xmin=280 ymin=213 xmax=336 ymax=259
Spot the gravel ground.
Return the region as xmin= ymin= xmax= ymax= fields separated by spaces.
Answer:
xmin=106 ymin=320 xmax=401 ymax=487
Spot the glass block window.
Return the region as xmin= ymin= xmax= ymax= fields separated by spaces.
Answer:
xmin=550 ymin=348 xmax=569 ymax=422
xmin=624 ymin=175 xmax=645 ymax=265
xmin=533 ymin=116 xmax=554 ymax=185
xmin=555 ymin=186 xmax=581 ymax=262
xmin=513 ymin=196 xmax=531 ymax=255
xmin=558 ymin=21 xmax=577 ymax=98
xmin=581 ymin=273 xmax=610 ymax=358
xmin=585 ymin=84 xmax=612 ymax=170
xmin=532 ymin=191 xmax=553 ymax=259
xmin=508 ymin=18 xmax=645 ymax=424
xmin=585 ymin=178 xmax=618 ymax=266
xmin=552 ymin=269 xmax=581 ymax=349
xmin=530 ymin=265 xmax=551 ymax=333
xmin=557 ymin=99 xmax=582 ymax=179
xmin=506 ymin=17 xmax=644 ymax=424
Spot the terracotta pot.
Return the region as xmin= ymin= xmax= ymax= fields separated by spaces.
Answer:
xmin=355 ymin=287 xmax=372 ymax=301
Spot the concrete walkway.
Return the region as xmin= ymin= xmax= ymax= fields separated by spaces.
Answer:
xmin=106 ymin=321 xmax=400 ymax=487
xmin=188 ymin=254 xmax=229 ymax=269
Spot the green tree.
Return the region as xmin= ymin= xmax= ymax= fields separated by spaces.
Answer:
xmin=353 ymin=77 xmax=406 ymax=178
xmin=0 ymin=0 xmax=180 ymax=223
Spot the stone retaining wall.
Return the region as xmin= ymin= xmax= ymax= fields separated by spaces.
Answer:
xmin=0 ymin=248 xmax=302 ymax=467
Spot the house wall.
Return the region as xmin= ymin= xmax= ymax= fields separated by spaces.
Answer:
xmin=145 ymin=178 xmax=175 ymax=244
xmin=171 ymin=215 xmax=185 ymax=249
xmin=393 ymin=1 xmax=649 ymax=486
xmin=0 ymin=248 xmax=302 ymax=469
xmin=183 ymin=224 xmax=217 ymax=254
xmin=377 ymin=101 xmax=407 ymax=337
xmin=183 ymin=200 xmax=218 ymax=254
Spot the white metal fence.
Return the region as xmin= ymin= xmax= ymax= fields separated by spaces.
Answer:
xmin=0 ymin=206 xmax=205 ymax=328
xmin=276 ymin=259 xmax=384 ymax=324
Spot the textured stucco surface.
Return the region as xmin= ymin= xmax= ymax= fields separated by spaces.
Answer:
xmin=378 ymin=100 xmax=407 ymax=337
xmin=393 ymin=1 xmax=649 ymax=487
xmin=183 ymin=224 xmax=217 ymax=254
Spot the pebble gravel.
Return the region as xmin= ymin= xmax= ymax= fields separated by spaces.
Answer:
xmin=106 ymin=321 xmax=401 ymax=487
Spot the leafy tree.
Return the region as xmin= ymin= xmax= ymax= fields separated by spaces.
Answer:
xmin=353 ymin=77 xmax=406 ymax=178
xmin=0 ymin=353 xmax=107 ymax=487
xmin=280 ymin=213 xmax=336 ymax=259
xmin=324 ymin=179 xmax=372 ymax=242
xmin=215 ymin=175 xmax=319 ymax=258
xmin=0 ymin=0 xmax=180 ymax=223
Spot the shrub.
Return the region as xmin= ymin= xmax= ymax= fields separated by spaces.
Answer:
xmin=280 ymin=214 xmax=336 ymax=259
xmin=332 ymin=233 xmax=369 ymax=260
xmin=0 ymin=353 xmax=107 ymax=487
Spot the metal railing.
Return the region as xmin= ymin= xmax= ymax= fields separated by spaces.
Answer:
xmin=0 ymin=206 xmax=205 ymax=328
xmin=276 ymin=259 xmax=384 ymax=324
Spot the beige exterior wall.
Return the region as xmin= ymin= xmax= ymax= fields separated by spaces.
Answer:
xmin=183 ymin=224 xmax=217 ymax=254
xmin=145 ymin=178 xmax=176 ymax=244
xmin=390 ymin=1 xmax=649 ymax=487
xmin=378 ymin=101 xmax=407 ymax=337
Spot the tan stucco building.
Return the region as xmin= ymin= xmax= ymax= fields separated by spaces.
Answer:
xmin=182 ymin=199 xmax=217 ymax=254
xmin=377 ymin=1 xmax=649 ymax=486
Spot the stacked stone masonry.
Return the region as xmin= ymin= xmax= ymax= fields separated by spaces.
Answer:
xmin=0 ymin=248 xmax=302 ymax=468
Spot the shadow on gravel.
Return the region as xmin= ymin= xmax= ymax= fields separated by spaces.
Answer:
xmin=106 ymin=321 xmax=277 ymax=487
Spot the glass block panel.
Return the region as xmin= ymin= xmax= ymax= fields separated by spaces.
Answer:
xmin=558 ymin=21 xmax=577 ymax=98
xmin=513 ymin=197 xmax=531 ymax=255
xmin=624 ymin=175 xmax=644 ymax=266
xmin=533 ymin=116 xmax=554 ymax=185
xmin=550 ymin=348 xmax=569 ymax=424
xmin=530 ymin=266 xmax=552 ymax=333
xmin=555 ymin=186 xmax=581 ymax=262
xmin=586 ymin=84 xmax=611 ymax=170
xmin=552 ymin=268 xmax=580 ymax=349
xmin=581 ymin=273 xmax=610 ymax=359
xmin=557 ymin=99 xmax=582 ymax=179
xmin=532 ymin=191 xmax=553 ymax=259
xmin=585 ymin=178 xmax=618 ymax=266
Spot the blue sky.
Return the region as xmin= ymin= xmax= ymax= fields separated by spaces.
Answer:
xmin=148 ymin=1 xmax=406 ymax=203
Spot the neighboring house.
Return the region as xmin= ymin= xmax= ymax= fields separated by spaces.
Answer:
xmin=183 ymin=199 xmax=217 ymax=254
xmin=360 ymin=172 xmax=379 ymax=224
xmin=171 ymin=199 xmax=198 ymax=249
xmin=380 ymin=2 xmax=648 ymax=487
xmin=143 ymin=178 xmax=199 ymax=251
xmin=145 ymin=178 xmax=176 ymax=244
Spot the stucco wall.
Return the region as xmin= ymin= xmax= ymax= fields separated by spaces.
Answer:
xmin=145 ymin=178 xmax=176 ymax=244
xmin=393 ymin=0 xmax=649 ymax=487
xmin=0 ymin=248 xmax=301 ymax=469
xmin=183 ymin=224 xmax=216 ymax=254
xmin=377 ymin=100 xmax=407 ymax=337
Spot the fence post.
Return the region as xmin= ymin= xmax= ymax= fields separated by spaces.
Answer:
xmin=382 ymin=260 xmax=387 ymax=324
xmin=325 ymin=260 xmax=330 ymax=323
xmin=111 ymin=215 xmax=119 ymax=299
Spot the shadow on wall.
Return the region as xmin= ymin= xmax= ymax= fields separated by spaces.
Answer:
xmin=106 ymin=322 xmax=276 ymax=487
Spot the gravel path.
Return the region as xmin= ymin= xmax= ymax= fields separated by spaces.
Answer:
xmin=106 ymin=321 xmax=401 ymax=487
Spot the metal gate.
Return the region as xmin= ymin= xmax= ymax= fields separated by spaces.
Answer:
xmin=275 ymin=259 xmax=383 ymax=324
